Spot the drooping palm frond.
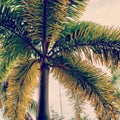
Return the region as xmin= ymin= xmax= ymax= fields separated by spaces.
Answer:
xmin=0 ymin=4 xmax=24 ymax=35
xmin=1 ymin=33 xmax=34 ymax=61
xmin=51 ymin=21 xmax=120 ymax=69
xmin=0 ymin=4 xmax=42 ymax=57
xmin=0 ymin=77 xmax=38 ymax=120
xmin=51 ymin=55 xmax=120 ymax=120
xmin=5 ymin=59 xmax=40 ymax=120
xmin=0 ymin=33 xmax=33 ymax=81
xmin=68 ymin=89 xmax=85 ymax=120
xmin=0 ymin=4 xmax=43 ymax=81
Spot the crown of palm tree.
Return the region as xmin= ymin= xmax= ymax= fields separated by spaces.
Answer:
xmin=0 ymin=0 xmax=120 ymax=120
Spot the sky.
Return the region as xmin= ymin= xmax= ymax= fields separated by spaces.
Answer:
xmin=49 ymin=0 xmax=120 ymax=120
xmin=1 ymin=0 xmax=120 ymax=120
xmin=81 ymin=0 xmax=120 ymax=27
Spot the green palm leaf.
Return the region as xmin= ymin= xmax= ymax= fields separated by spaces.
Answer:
xmin=22 ymin=0 xmax=89 ymax=50
xmin=0 ymin=0 xmax=120 ymax=120
xmin=29 ymin=100 xmax=38 ymax=114
xmin=68 ymin=90 xmax=85 ymax=120
xmin=52 ymin=55 xmax=119 ymax=119
xmin=5 ymin=59 xmax=39 ymax=120
xmin=0 ymin=4 xmax=42 ymax=57
xmin=68 ymin=0 xmax=89 ymax=20
xmin=51 ymin=21 xmax=120 ymax=68
xmin=0 ymin=32 xmax=34 ymax=81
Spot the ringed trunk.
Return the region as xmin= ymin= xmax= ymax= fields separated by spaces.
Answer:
xmin=37 ymin=60 xmax=50 ymax=120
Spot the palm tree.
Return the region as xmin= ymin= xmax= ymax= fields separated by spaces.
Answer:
xmin=0 ymin=0 xmax=120 ymax=120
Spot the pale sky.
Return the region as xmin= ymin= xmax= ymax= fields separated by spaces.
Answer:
xmin=1 ymin=0 xmax=120 ymax=120
xmin=81 ymin=0 xmax=120 ymax=27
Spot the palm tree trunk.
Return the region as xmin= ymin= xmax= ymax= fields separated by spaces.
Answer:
xmin=37 ymin=60 xmax=50 ymax=120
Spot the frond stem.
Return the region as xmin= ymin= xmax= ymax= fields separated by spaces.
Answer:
xmin=0 ymin=25 xmax=43 ymax=58
xmin=49 ymin=41 xmax=120 ymax=57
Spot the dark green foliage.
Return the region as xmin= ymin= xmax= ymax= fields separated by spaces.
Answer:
xmin=51 ymin=21 xmax=120 ymax=68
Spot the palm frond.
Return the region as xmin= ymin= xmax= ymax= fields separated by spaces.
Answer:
xmin=0 ymin=33 xmax=34 ymax=81
xmin=29 ymin=100 xmax=38 ymax=114
xmin=111 ymin=70 xmax=120 ymax=84
xmin=22 ymin=0 xmax=89 ymax=49
xmin=0 ymin=60 xmax=9 ymax=81
xmin=0 ymin=4 xmax=42 ymax=57
xmin=68 ymin=0 xmax=89 ymax=20
xmin=0 ymin=4 xmax=25 ymax=35
xmin=5 ymin=59 xmax=40 ymax=120
xmin=68 ymin=89 xmax=85 ymax=120
xmin=23 ymin=0 xmax=68 ymax=48
xmin=0 ymin=0 xmax=22 ymax=11
xmin=1 ymin=33 xmax=33 ymax=60
xmin=25 ymin=112 xmax=33 ymax=120
xmin=22 ymin=0 xmax=43 ymax=41
xmin=0 ymin=0 xmax=21 ymax=5
xmin=0 ymin=83 xmax=5 ymax=110
xmin=51 ymin=21 xmax=120 ymax=69
xmin=51 ymin=55 xmax=120 ymax=119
